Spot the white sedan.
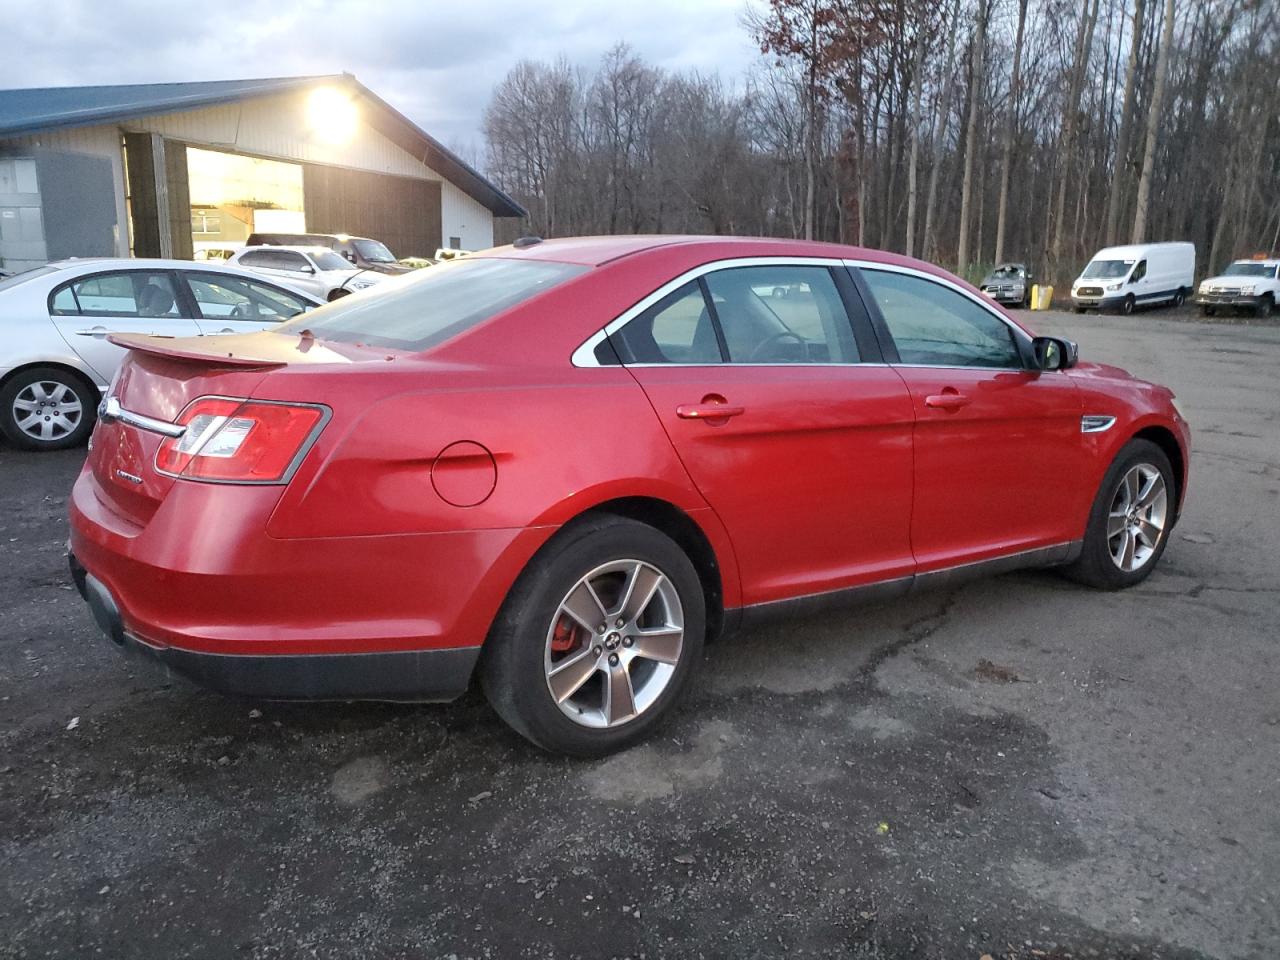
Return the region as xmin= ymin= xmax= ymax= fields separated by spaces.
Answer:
xmin=227 ymin=246 xmax=386 ymax=301
xmin=0 ymin=259 xmax=321 ymax=451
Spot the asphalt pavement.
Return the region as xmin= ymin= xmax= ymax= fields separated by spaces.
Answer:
xmin=1 ymin=307 xmax=1277 ymax=959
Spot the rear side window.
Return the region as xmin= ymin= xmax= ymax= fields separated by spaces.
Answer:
xmin=51 ymin=271 xmax=181 ymax=318
xmin=185 ymin=273 xmax=313 ymax=321
xmin=612 ymin=281 xmax=721 ymax=364
xmin=278 ymin=257 xmax=587 ymax=351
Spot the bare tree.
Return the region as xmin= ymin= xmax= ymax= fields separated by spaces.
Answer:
xmin=1131 ymin=0 xmax=1176 ymax=243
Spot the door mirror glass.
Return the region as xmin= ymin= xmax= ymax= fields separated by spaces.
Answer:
xmin=1033 ymin=336 xmax=1077 ymax=371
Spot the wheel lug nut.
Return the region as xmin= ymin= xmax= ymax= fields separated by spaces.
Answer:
xmin=592 ymin=646 xmax=602 ymax=657
xmin=597 ymin=624 xmax=606 ymax=634
xmin=623 ymin=637 xmax=633 ymax=647
xmin=615 ymin=618 xmax=624 ymax=628
xmin=608 ymin=653 xmax=619 ymax=666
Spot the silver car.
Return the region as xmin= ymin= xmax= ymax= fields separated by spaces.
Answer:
xmin=227 ymin=246 xmax=386 ymax=301
xmin=0 ymin=259 xmax=320 ymax=451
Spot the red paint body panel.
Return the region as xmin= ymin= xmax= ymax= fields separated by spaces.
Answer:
xmin=67 ymin=236 xmax=1190 ymax=699
xmin=627 ymin=364 xmax=915 ymax=604
xmin=894 ymin=367 xmax=1086 ymax=569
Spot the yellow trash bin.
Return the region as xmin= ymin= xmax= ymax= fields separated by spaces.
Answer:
xmin=1030 ymin=284 xmax=1054 ymax=310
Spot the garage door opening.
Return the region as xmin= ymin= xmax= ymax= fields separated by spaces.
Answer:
xmin=186 ymin=147 xmax=305 ymax=261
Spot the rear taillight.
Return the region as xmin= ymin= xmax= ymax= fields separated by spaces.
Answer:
xmin=155 ymin=397 xmax=327 ymax=483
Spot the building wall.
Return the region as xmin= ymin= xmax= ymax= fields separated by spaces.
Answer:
xmin=303 ymin=164 xmax=442 ymax=258
xmin=441 ymin=181 xmax=495 ymax=250
xmin=0 ymin=89 xmax=499 ymax=263
xmin=1 ymin=125 xmax=130 ymax=257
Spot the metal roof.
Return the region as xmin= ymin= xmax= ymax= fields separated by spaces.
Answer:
xmin=0 ymin=74 xmax=526 ymax=219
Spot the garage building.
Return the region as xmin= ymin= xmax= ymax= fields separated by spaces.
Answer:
xmin=0 ymin=74 xmax=525 ymax=274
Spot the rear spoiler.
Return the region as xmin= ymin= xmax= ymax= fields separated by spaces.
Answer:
xmin=107 ymin=333 xmax=288 ymax=368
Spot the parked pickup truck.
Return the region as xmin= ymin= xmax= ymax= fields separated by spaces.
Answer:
xmin=1195 ymin=258 xmax=1279 ymax=318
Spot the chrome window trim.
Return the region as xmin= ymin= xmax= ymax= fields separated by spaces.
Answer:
xmin=846 ymin=259 xmax=1036 ymax=371
xmin=570 ymin=256 xmax=852 ymax=368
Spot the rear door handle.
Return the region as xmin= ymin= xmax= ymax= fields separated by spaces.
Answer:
xmin=676 ymin=401 xmax=744 ymax=421
xmin=74 ymin=326 xmax=110 ymax=339
xmin=924 ymin=393 xmax=971 ymax=411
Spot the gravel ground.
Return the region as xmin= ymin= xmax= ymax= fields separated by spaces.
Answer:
xmin=1 ymin=308 xmax=1277 ymax=959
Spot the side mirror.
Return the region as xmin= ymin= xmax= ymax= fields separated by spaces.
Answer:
xmin=1033 ymin=336 xmax=1078 ymax=371
xmin=300 ymin=265 xmax=315 ymax=275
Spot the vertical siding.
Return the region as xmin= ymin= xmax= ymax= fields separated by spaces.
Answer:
xmin=2 ymin=126 xmax=130 ymax=255
xmin=441 ymin=181 xmax=495 ymax=250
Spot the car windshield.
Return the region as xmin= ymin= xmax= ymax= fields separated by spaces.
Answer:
xmin=983 ymin=265 xmax=1024 ymax=283
xmin=1081 ymin=259 xmax=1134 ymax=280
xmin=311 ymin=251 xmax=351 ymax=271
xmin=353 ymin=239 xmax=397 ymax=263
xmin=1222 ymin=262 xmax=1277 ymax=278
xmin=277 ymin=256 xmax=587 ymax=351
xmin=0 ymin=265 xmax=59 ymax=292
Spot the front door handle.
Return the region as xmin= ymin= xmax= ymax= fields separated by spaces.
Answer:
xmin=676 ymin=396 xmax=744 ymax=421
xmin=924 ymin=392 xmax=971 ymax=411
xmin=74 ymin=326 xmax=110 ymax=339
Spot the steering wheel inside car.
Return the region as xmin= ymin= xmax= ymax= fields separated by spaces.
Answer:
xmin=748 ymin=330 xmax=807 ymax=362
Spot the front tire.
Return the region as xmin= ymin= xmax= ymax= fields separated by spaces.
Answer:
xmin=1255 ymin=295 xmax=1274 ymax=319
xmin=1064 ymin=439 xmax=1175 ymax=590
xmin=1201 ymin=306 xmax=1216 ymax=317
xmin=480 ymin=515 xmax=706 ymax=757
xmin=1120 ymin=294 xmax=1136 ymax=316
xmin=0 ymin=366 xmax=97 ymax=451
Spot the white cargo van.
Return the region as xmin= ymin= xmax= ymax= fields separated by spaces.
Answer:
xmin=1070 ymin=242 xmax=1195 ymax=315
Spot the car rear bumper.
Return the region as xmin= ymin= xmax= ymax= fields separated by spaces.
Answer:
xmin=68 ymin=465 xmax=551 ymax=700
xmin=70 ymin=554 xmax=479 ymax=701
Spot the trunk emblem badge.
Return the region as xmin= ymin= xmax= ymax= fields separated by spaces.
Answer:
xmin=115 ymin=469 xmax=143 ymax=485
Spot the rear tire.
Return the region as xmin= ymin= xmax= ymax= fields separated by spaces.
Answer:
xmin=1173 ymin=288 xmax=1186 ymax=307
xmin=1063 ymin=439 xmax=1176 ymax=590
xmin=0 ymin=366 xmax=97 ymax=451
xmin=480 ymin=515 xmax=705 ymax=757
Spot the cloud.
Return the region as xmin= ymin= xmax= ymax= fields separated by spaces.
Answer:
xmin=2 ymin=0 xmax=765 ymax=155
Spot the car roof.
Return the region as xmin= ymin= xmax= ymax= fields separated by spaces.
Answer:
xmin=1230 ymin=258 xmax=1280 ymax=267
xmin=37 ymin=257 xmax=322 ymax=300
xmin=473 ymin=235 xmax=942 ymax=270
xmin=238 ymin=245 xmax=334 ymax=256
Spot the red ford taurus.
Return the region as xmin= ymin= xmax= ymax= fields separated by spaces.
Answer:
xmin=69 ymin=236 xmax=1189 ymax=756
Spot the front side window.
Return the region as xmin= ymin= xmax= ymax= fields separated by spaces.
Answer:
xmin=862 ymin=269 xmax=1022 ymax=369
xmin=277 ymin=256 xmax=586 ymax=351
xmin=1131 ymin=260 xmax=1147 ymax=281
xmin=52 ymin=271 xmax=181 ymax=318
xmin=186 ymin=273 xmax=312 ymax=321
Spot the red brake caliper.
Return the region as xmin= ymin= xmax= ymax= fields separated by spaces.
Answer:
xmin=550 ymin=617 xmax=580 ymax=654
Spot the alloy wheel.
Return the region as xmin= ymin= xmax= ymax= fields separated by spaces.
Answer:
xmin=1107 ymin=463 xmax=1168 ymax=572
xmin=12 ymin=380 xmax=83 ymax=443
xmin=543 ymin=559 xmax=684 ymax=729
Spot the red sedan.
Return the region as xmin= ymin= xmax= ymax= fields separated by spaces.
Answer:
xmin=69 ymin=236 xmax=1190 ymax=756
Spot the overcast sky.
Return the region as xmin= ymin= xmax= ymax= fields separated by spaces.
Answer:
xmin=2 ymin=0 xmax=765 ymax=163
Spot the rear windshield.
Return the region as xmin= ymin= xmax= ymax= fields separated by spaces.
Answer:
xmin=277 ymin=257 xmax=587 ymax=351
xmin=311 ymin=251 xmax=350 ymax=271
